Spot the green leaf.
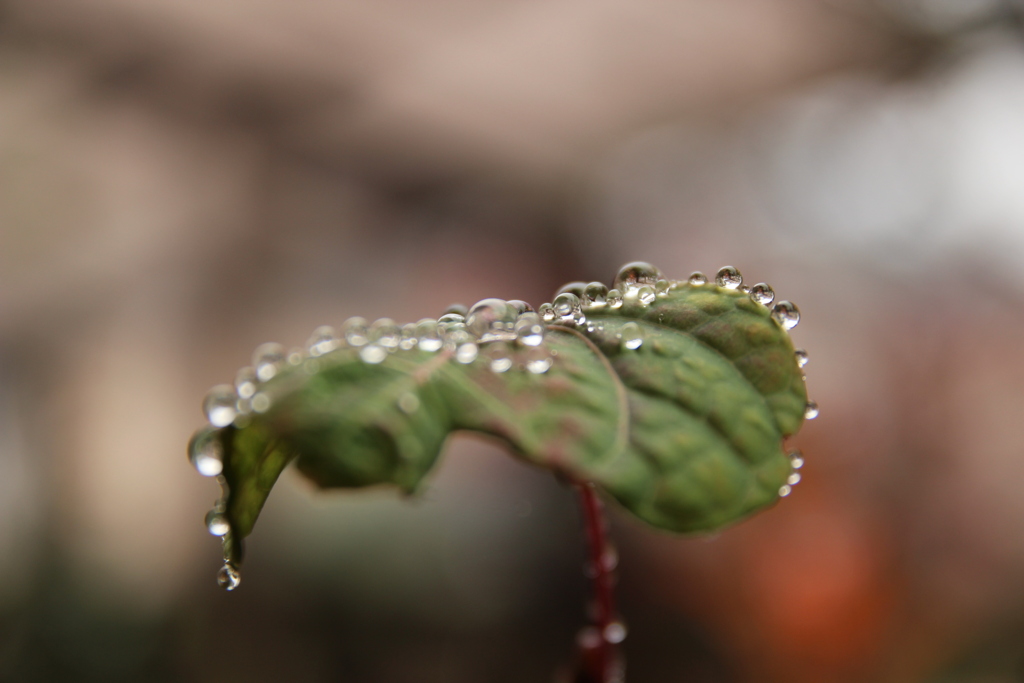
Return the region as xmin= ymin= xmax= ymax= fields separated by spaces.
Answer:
xmin=190 ymin=265 xmax=810 ymax=572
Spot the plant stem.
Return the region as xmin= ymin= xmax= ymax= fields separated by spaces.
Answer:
xmin=576 ymin=482 xmax=619 ymax=683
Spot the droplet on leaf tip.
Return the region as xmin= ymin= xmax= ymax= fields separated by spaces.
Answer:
xmin=804 ymin=401 xmax=819 ymax=420
xmin=217 ymin=562 xmax=241 ymax=591
xmin=188 ymin=427 xmax=223 ymax=477
xmin=794 ymin=348 xmax=809 ymax=367
xmin=205 ymin=509 xmax=230 ymax=536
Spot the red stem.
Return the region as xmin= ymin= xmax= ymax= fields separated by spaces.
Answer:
xmin=576 ymin=482 xmax=619 ymax=683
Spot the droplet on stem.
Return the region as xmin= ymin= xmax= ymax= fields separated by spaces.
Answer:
xmin=613 ymin=262 xmax=662 ymax=291
xmin=205 ymin=509 xmax=230 ymax=536
xmin=715 ymin=266 xmax=743 ymax=289
xmin=787 ymin=472 xmax=802 ymax=486
xmin=790 ymin=451 xmax=805 ymax=469
xmin=794 ymin=348 xmax=809 ymax=367
xmin=749 ymin=283 xmax=775 ymax=306
xmin=203 ymin=385 xmax=238 ymax=428
xmin=252 ymin=343 xmax=286 ymax=382
xmin=804 ymin=401 xmax=819 ymax=419
xmin=771 ymin=301 xmax=800 ymax=330
xmin=343 ymin=317 xmax=370 ymax=347
xmin=188 ymin=427 xmax=223 ymax=476
xmin=306 ymin=325 xmax=338 ymax=357
xmin=778 ymin=485 xmax=792 ymax=497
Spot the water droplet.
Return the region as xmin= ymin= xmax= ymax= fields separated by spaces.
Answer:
xmin=400 ymin=323 xmax=418 ymax=350
xmin=343 ymin=317 xmax=369 ymax=347
xmin=749 ymin=283 xmax=775 ymax=306
xmin=771 ymin=301 xmax=800 ymax=330
xmin=359 ymin=344 xmax=387 ymax=364
xmin=637 ymin=285 xmax=656 ymax=305
xmin=804 ymin=401 xmax=819 ymax=420
xmin=188 ymin=427 xmax=223 ymax=476
xmin=552 ymin=292 xmax=581 ymax=322
xmin=443 ymin=303 xmax=468 ymax=317
xmin=604 ymin=621 xmax=628 ymax=644
xmin=787 ymin=472 xmax=802 ymax=486
xmin=583 ymin=282 xmax=608 ymax=307
xmin=235 ymin=367 xmax=258 ymax=399
xmin=715 ymin=266 xmax=743 ymax=289
xmin=525 ymin=347 xmax=553 ymax=374
xmin=205 ymin=509 xmax=230 ymax=536
xmin=507 ymin=300 xmax=534 ymax=315
xmin=203 ymin=385 xmax=237 ymax=428
xmin=778 ymin=484 xmax=792 ymax=497
xmin=287 ymin=349 xmax=303 ymax=365
xmin=416 ymin=319 xmax=443 ymax=352
xmin=251 ymin=392 xmax=272 ymax=413
xmin=613 ymin=262 xmax=662 ymax=291
xmin=398 ymin=392 xmax=420 ymax=414
xmin=217 ymin=562 xmax=241 ymax=591
xmin=438 ymin=313 xmax=465 ymax=326
xmin=655 ymin=279 xmax=672 ymax=297
xmin=539 ymin=304 xmax=555 ymax=323
xmin=555 ymin=281 xmax=588 ymax=299
xmin=688 ymin=271 xmax=707 ymax=286
xmin=467 ymin=298 xmax=516 ymax=341
xmin=514 ymin=313 xmax=545 ymax=347
xmin=485 ymin=344 xmax=513 ymax=373
xmin=455 ymin=341 xmax=479 ymax=364
xmin=370 ymin=318 xmax=400 ymax=349
xmin=790 ymin=451 xmax=804 ymax=469
xmin=792 ymin=350 xmax=808 ymax=370
xmin=620 ymin=322 xmax=644 ymax=350
xmin=607 ymin=289 xmax=623 ymax=308
xmin=252 ymin=343 xmax=286 ymax=382
xmin=306 ymin=325 xmax=338 ymax=357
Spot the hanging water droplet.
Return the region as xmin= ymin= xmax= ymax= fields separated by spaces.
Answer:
xmin=715 ymin=266 xmax=743 ymax=289
xmin=787 ymin=472 xmax=802 ymax=486
xmin=604 ymin=621 xmax=628 ymax=644
xmin=506 ymin=300 xmax=534 ymax=315
xmin=359 ymin=344 xmax=387 ymax=364
xmin=555 ymin=281 xmax=588 ymax=299
xmin=688 ymin=271 xmax=707 ymax=286
xmin=485 ymin=344 xmax=513 ymax=373
xmin=235 ymin=367 xmax=258 ymax=400
xmin=539 ymin=304 xmax=555 ymax=323
xmin=636 ymin=285 xmax=656 ymax=305
xmin=778 ymin=485 xmax=792 ymax=497
xmin=620 ymin=322 xmax=644 ymax=350
xmin=749 ymin=283 xmax=775 ymax=306
xmin=306 ymin=326 xmax=338 ymax=357
xmin=343 ymin=317 xmax=370 ymax=347
xmin=205 ymin=509 xmax=230 ymax=536
xmin=251 ymin=392 xmax=272 ymax=413
xmin=467 ymin=298 xmax=516 ymax=341
xmin=804 ymin=401 xmax=819 ymax=420
xmin=794 ymin=348 xmax=809 ymax=367
xmin=416 ymin=319 xmax=443 ymax=352
xmin=613 ymin=262 xmax=662 ymax=291
xmin=607 ymin=289 xmax=623 ymax=308
xmin=252 ymin=343 xmax=286 ymax=382
xmin=188 ymin=427 xmax=223 ymax=476
xmin=790 ymin=451 xmax=804 ymax=469
xmin=525 ymin=346 xmax=553 ymax=374
xmin=514 ymin=313 xmax=545 ymax=347
xmin=443 ymin=303 xmax=468 ymax=317
xmin=397 ymin=392 xmax=420 ymax=414
xmin=771 ymin=301 xmax=800 ymax=330
xmin=203 ymin=385 xmax=237 ymax=428
xmin=400 ymin=323 xmax=418 ymax=350
xmin=583 ymin=282 xmax=608 ymax=307
xmin=552 ymin=292 xmax=581 ymax=322
xmin=217 ymin=562 xmax=241 ymax=591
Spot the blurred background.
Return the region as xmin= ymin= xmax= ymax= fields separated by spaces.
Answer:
xmin=2 ymin=0 xmax=1024 ymax=681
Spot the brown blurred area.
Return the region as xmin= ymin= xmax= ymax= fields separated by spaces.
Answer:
xmin=2 ymin=0 xmax=1024 ymax=681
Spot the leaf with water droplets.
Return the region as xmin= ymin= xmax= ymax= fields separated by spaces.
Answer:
xmin=194 ymin=263 xmax=810 ymax=573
